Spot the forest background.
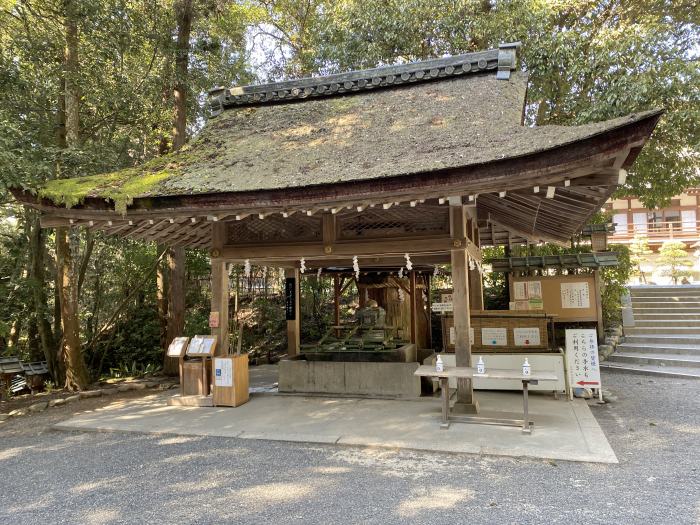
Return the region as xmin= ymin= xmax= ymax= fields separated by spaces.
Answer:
xmin=0 ymin=0 xmax=698 ymax=388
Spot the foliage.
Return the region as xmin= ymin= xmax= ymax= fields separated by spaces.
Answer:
xmin=0 ymin=0 xmax=698 ymax=378
xmin=657 ymin=240 xmax=694 ymax=284
xmin=629 ymin=235 xmax=653 ymax=284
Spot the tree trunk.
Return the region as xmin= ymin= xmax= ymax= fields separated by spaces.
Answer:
xmin=56 ymin=0 xmax=89 ymax=390
xmin=30 ymin=212 xmax=60 ymax=381
xmin=161 ymin=0 xmax=193 ymax=375
xmin=164 ymin=247 xmax=185 ymax=375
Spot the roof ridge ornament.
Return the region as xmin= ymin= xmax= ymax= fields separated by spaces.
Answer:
xmin=497 ymin=42 xmax=521 ymax=80
xmin=207 ymin=45 xmax=520 ymax=116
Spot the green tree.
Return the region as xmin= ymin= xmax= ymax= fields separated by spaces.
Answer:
xmin=629 ymin=235 xmax=653 ymax=284
xmin=657 ymin=240 xmax=694 ymax=285
xmin=253 ymin=0 xmax=699 ymax=207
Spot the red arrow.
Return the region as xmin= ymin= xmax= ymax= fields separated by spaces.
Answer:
xmin=577 ymin=380 xmax=599 ymax=385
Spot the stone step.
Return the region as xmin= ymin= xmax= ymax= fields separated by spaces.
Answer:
xmin=616 ymin=343 xmax=700 ymax=356
xmin=633 ymin=314 xmax=700 ymax=321
xmin=630 ymin=297 xmax=700 ymax=304
xmin=607 ymin=353 xmax=700 ymax=368
xmin=632 ymin=310 xmax=700 ymax=318
xmin=629 ymin=286 xmax=700 ymax=295
xmin=625 ymin=326 xmax=700 ymax=335
xmin=633 ymin=319 xmax=700 ymax=327
xmin=623 ymin=334 xmax=700 ymax=346
xmin=600 ymin=362 xmax=700 ymax=379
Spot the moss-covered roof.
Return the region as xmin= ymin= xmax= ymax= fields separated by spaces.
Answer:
xmin=36 ymin=63 xmax=657 ymax=215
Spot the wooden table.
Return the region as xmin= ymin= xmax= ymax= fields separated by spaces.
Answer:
xmin=414 ymin=365 xmax=558 ymax=433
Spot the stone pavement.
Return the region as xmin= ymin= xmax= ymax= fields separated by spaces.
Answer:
xmin=55 ymin=388 xmax=617 ymax=463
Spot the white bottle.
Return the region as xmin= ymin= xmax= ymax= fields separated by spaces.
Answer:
xmin=476 ymin=356 xmax=485 ymax=375
xmin=435 ymin=354 xmax=444 ymax=373
xmin=522 ymin=358 xmax=531 ymax=377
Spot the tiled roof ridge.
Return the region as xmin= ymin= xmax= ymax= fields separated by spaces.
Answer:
xmin=208 ymin=42 xmax=520 ymax=115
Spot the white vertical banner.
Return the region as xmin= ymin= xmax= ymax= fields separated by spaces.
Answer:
xmin=565 ymin=329 xmax=602 ymax=400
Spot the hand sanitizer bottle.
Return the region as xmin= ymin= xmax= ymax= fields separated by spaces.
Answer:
xmin=435 ymin=354 xmax=444 ymax=373
xmin=476 ymin=356 xmax=485 ymax=374
xmin=522 ymin=358 xmax=531 ymax=377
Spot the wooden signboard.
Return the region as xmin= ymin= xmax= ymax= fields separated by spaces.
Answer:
xmin=509 ymin=274 xmax=599 ymax=324
xmin=167 ymin=337 xmax=190 ymax=358
xmin=212 ymin=354 xmax=249 ymax=407
xmin=186 ymin=335 xmax=217 ymax=356
xmin=285 ymin=277 xmax=296 ymax=320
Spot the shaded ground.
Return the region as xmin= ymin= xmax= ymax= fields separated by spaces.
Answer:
xmin=0 ymin=371 xmax=698 ymax=524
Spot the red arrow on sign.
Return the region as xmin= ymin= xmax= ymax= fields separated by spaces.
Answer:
xmin=577 ymin=380 xmax=600 ymax=385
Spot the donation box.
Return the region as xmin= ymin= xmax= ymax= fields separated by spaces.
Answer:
xmin=212 ymin=354 xmax=249 ymax=407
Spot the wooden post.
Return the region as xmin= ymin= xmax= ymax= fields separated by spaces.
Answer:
xmin=449 ymin=199 xmax=478 ymax=413
xmin=409 ymin=270 xmax=417 ymax=345
xmin=469 ymin=266 xmax=484 ymax=311
xmin=594 ymin=270 xmax=604 ymax=342
xmin=285 ymin=268 xmax=301 ymax=356
xmin=333 ymin=274 xmax=341 ymax=337
xmin=426 ymin=273 xmax=433 ymax=349
xmin=210 ymin=258 xmax=229 ymax=356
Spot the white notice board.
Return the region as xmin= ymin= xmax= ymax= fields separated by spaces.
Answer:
xmin=513 ymin=327 xmax=540 ymax=347
xmin=481 ymin=328 xmax=507 ymax=346
xmin=450 ymin=327 xmax=474 ymax=345
xmin=214 ymin=358 xmax=233 ymax=387
xmin=561 ymin=282 xmax=591 ymax=309
xmin=565 ymin=329 xmax=602 ymax=398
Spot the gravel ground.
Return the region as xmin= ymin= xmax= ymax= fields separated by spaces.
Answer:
xmin=1 ymin=371 xmax=698 ymax=525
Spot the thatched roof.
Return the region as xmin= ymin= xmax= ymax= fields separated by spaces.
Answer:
xmin=14 ymin=45 xmax=662 ymax=250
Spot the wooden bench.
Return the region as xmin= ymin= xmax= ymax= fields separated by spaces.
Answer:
xmin=414 ymin=365 xmax=558 ymax=433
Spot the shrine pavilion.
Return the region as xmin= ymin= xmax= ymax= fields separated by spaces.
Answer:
xmin=13 ymin=43 xmax=661 ymax=411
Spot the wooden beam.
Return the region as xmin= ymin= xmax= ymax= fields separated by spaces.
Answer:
xmin=220 ymin=236 xmax=479 ymax=262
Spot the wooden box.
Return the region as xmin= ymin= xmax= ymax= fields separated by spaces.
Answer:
xmin=182 ymin=360 xmax=211 ymax=396
xmin=212 ymin=354 xmax=249 ymax=407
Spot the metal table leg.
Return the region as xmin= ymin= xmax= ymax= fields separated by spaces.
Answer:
xmin=440 ymin=377 xmax=450 ymax=429
xmin=522 ymin=380 xmax=532 ymax=433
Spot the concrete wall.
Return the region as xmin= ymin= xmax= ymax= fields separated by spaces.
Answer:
xmin=279 ymin=360 xmax=421 ymax=398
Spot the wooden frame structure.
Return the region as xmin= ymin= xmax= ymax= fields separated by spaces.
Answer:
xmin=13 ymin=44 xmax=661 ymax=412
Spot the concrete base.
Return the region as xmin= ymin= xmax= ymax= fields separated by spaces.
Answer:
xmin=167 ymin=395 xmax=213 ymax=407
xmin=55 ymin=390 xmax=617 ymax=464
xmin=279 ymin=359 xmax=421 ymax=398
xmin=452 ymin=401 xmax=480 ymax=414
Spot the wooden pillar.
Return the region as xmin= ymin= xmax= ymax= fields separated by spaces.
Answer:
xmin=285 ymin=268 xmax=301 ymax=356
xmin=409 ymin=270 xmax=417 ymax=345
xmin=449 ymin=199 xmax=478 ymax=413
xmin=333 ymin=274 xmax=341 ymax=337
xmin=210 ymin=258 xmax=229 ymax=356
xmin=469 ymin=266 xmax=484 ymax=311
xmin=594 ymin=270 xmax=604 ymax=342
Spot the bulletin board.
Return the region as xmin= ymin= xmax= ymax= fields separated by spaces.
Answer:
xmin=509 ymin=274 xmax=599 ymax=323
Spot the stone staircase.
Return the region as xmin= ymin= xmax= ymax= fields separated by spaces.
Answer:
xmin=601 ymin=285 xmax=700 ymax=379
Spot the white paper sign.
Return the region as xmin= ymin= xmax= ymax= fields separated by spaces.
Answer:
xmin=513 ymin=282 xmax=527 ymax=300
xmin=481 ymin=327 xmax=507 ymax=346
xmin=561 ymin=282 xmax=591 ymax=309
xmin=167 ymin=337 xmax=189 ymax=357
xmin=214 ymin=358 xmax=233 ymax=387
xmin=526 ymin=281 xmax=542 ymax=299
xmin=449 ymin=327 xmax=474 ymax=345
xmin=565 ymin=329 xmax=601 ymax=388
xmin=431 ymin=302 xmax=453 ymax=312
xmin=513 ymin=327 xmax=540 ymax=346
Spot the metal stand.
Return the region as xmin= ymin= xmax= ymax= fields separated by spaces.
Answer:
xmin=439 ymin=377 xmax=537 ymax=433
